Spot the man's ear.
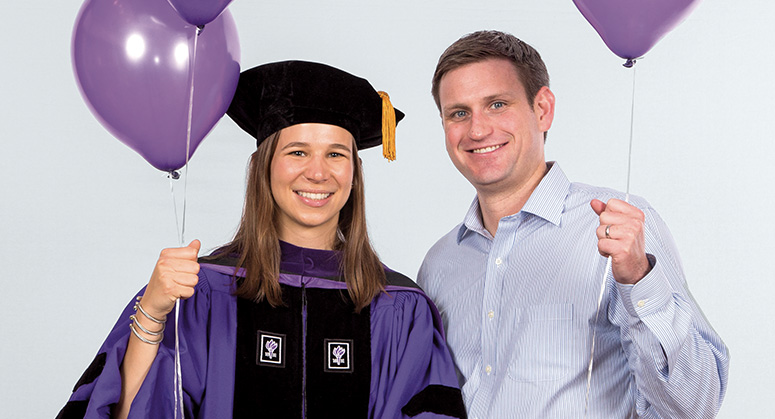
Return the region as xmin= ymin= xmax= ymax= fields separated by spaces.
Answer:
xmin=533 ymin=86 xmax=555 ymax=132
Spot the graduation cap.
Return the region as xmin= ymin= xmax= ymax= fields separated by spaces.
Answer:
xmin=227 ymin=60 xmax=405 ymax=161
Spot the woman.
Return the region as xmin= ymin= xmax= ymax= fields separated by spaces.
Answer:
xmin=58 ymin=61 xmax=465 ymax=418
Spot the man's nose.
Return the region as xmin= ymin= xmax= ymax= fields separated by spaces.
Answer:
xmin=468 ymin=112 xmax=492 ymax=140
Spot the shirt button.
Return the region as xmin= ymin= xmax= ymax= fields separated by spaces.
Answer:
xmin=495 ymin=257 xmax=502 ymax=266
xmin=637 ymin=300 xmax=647 ymax=308
xmin=487 ymin=310 xmax=495 ymax=319
xmin=485 ymin=365 xmax=492 ymax=375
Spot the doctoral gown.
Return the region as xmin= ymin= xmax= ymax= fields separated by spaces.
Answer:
xmin=57 ymin=242 xmax=466 ymax=418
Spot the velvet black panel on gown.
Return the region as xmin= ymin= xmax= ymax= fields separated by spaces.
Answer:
xmin=233 ymin=284 xmax=370 ymax=418
xmin=305 ymin=287 xmax=370 ymax=418
xmin=234 ymin=286 xmax=303 ymax=418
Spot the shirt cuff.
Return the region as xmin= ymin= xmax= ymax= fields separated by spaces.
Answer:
xmin=615 ymin=254 xmax=672 ymax=320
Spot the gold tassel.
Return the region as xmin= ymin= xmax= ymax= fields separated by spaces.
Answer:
xmin=378 ymin=91 xmax=396 ymax=161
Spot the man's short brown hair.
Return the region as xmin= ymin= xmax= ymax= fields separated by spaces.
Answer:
xmin=431 ymin=30 xmax=550 ymax=110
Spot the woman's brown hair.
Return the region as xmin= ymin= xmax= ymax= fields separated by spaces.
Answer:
xmin=213 ymin=130 xmax=386 ymax=312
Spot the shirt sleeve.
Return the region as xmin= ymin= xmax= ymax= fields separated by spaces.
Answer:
xmin=56 ymin=278 xmax=212 ymax=419
xmin=608 ymin=207 xmax=729 ymax=418
xmin=369 ymin=290 xmax=467 ymax=419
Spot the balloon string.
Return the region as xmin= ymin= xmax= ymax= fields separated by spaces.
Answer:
xmin=584 ymin=66 xmax=637 ymax=417
xmin=173 ymin=25 xmax=202 ymax=419
xmin=625 ymin=66 xmax=636 ymax=201
xmin=166 ymin=172 xmax=185 ymax=418
xmin=168 ymin=174 xmax=182 ymax=243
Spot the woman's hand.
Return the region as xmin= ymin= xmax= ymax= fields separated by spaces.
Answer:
xmin=116 ymin=240 xmax=201 ymax=418
xmin=139 ymin=240 xmax=201 ymax=320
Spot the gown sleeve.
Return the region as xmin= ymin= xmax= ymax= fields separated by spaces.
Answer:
xmin=56 ymin=278 xmax=213 ymax=419
xmin=369 ymin=289 xmax=467 ymax=419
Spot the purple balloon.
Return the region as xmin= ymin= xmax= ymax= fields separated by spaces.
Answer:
xmin=72 ymin=0 xmax=240 ymax=172
xmin=573 ymin=0 xmax=701 ymax=60
xmin=168 ymin=0 xmax=234 ymax=27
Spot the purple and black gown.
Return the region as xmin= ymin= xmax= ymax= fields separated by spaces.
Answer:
xmin=57 ymin=241 xmax=466 ymax=418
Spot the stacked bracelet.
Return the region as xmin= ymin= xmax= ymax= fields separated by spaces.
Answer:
xmin=129 ymin=322 xmax=164 ymax=345
xmin=134 ymin=296 xmax=167 ymax=324
xmin=129 ymin=296 xmax=167 ymax=345
xmin=130 ymin=314 xmax=163 ymax=336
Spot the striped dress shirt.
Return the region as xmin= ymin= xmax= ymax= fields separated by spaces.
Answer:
xmin=418 ymin=162 xmax=729 ymax=418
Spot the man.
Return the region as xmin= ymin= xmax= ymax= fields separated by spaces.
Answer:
xmin=417 ymin=30 xmax=729 ymax=418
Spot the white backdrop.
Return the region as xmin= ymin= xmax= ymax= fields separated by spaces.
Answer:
xmin=1 ymin=1 xmax=772 ymax=417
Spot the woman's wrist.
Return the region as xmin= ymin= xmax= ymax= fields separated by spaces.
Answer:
xmin=130 ymin=296 xmax=167 ymax=344
xmin=136 ymin=296 xmax=169 ymax=324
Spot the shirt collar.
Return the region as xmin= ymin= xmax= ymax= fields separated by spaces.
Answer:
xmin=457 ymin=162 xmax=570 ymax=243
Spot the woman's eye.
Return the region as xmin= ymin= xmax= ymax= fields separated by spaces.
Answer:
xmin=290 ymin=150 xmax=305 ymax=156
xmin=330 ymin=151 xmax=351 ymax=159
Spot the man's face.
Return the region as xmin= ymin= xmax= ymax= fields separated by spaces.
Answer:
xmin=438 ymin=58 xmax=553 ymax=196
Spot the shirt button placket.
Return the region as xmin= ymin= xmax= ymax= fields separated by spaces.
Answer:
xmin=476 ymin=224 xmax=510 ymax=418
xmin=484 ymin=254 xmax=502 ymax=377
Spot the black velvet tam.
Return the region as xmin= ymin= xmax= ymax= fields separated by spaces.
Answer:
xmin=226 ymin=60 xmax=404 ymax=150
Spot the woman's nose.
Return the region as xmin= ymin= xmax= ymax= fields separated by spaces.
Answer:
xmin=304 ymin=155 xmax=328 ymax=182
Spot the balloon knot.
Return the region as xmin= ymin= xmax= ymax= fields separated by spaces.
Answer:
xmin=623 ymin=58 xmax=636 ymax=68
xmin=196 ymin=25 xmax=205 ymax=36
xmin=169 ymin=170 xmax=181 ymax=180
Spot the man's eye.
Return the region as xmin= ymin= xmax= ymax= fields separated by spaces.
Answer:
xmin=452 ymin=110 xmax=467 ymax=118
xmin=491 ymin=102 xmax=505 ymax=109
